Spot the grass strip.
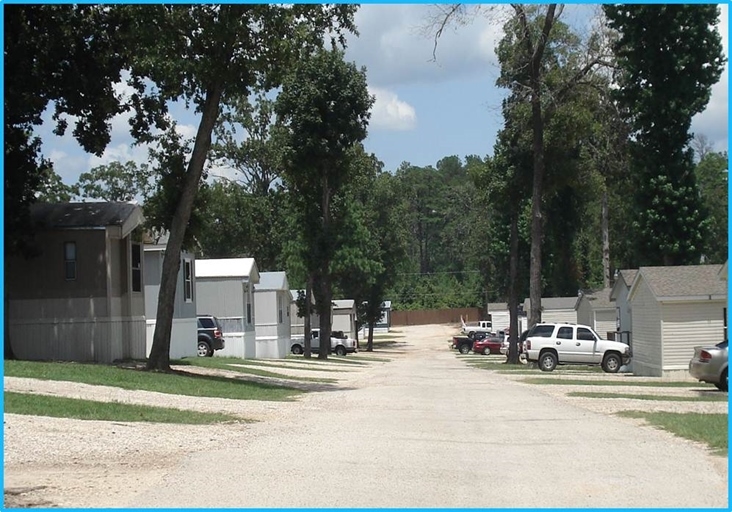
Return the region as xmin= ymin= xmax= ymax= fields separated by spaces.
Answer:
xmin=569 ymin=391 xmax=728 ymax=402
xmin=617 ymin=410 xmax=728 ymax=455
xmin=345 ymin=355 xmax=391 ymax=362
xmin=521 ymin=377 xmax=714 ymax=388
xmin=5 ymin=360 xmax=303 ymax=401
xmin=4 ymin=392 xmax=243 ymax=424
xmin=186 ymin=358 xmax=346 ymax=373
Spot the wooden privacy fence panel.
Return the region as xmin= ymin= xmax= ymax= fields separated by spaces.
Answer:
xmin=391 ymin=307 xmax=484 ymax=326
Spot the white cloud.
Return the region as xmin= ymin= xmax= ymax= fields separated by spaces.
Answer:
xmin=87 ymin=142 xmax=150 ymax=169
xmin=368 ymin=86 xmax=417 ymax=131
xmin=175 ymin=123 xmax=198 ymax=140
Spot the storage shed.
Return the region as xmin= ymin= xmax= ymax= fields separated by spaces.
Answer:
xmin=486 ymin=302 xmax=509 ymax=331
xmin=143 ymin=239 xmax=197 ymax=360
xmin=333 ymin=299 xmax=357 ymax=338
xmin=609 ymin=269 xmax=638 ymax=345
xmin=628 ymin=264 xmax=727 ymax=377
xmin=575 ymin=287 xmax=616 ymax=339
xmin=6 ymin=202 xmax=146 ymax=362
xmin=254 ymin=271 xmax=291 ymax=358
xmin=195 ymin=258 xmax=260 ymax=358
xmin=522 ymin=297 xmax=578 ymax=324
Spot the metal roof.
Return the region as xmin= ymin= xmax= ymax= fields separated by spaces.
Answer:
xmin=254 ymin=271 xmax=289 ymax=291
xmin=195 ymin=258 xmax=259 ymax=283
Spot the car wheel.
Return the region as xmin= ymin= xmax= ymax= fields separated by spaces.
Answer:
xmin=468 ymin=331 xmax=475 ymax=340
xmin=715 ymin=369 xmax=728 ymax=392
xmin=483 ymin=347 xmax=491 ymax=356
xmin=335 ymin=345 xmax=347 ymax=356
xmin=459 ymin=344 xmax=471 ymax=355
xmin=291 ymin=344 xmax=303 ymax=355
xmin=539 ymin=351 xmax=557 ymax=372
xmin=197 ymin=340 xmax=212 ymax=357
xmin=602 ymin=353 xmax=621 ymax=373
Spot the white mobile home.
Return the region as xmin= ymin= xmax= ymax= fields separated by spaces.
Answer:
xmin=254 ymin=271 xmax=291 ymax=358
xmin=628 ymin=264 xmax=726 ymax=378
xmin=486 ymin=302 xmax=509 ymax=331
xmin=143 ymin=239 xmax=197 ymax=360
xmin=195 ymin=258 xmax=260 ymax=358
xmin=522 ymin=296 xmax=578 ymax=324
xmin=333 ymin=299 xmax=357 ymax=338
xmin=575 ymin=287 xmax=616 ymax=340
xmin=289 ymin=289 xmax=319 ymax=335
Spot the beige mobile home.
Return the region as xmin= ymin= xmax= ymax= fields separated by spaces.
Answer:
xmin=6 ymin=202 xmax=146 ymax=362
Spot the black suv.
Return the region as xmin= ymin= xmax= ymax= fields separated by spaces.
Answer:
xmin=197 ymin=315 xmax=225 ymax=357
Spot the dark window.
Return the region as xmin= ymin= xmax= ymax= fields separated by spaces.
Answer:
xmin=577 ymin=327 xmax=597 ymax=341
xmin=557 ymin=327 xmax=573 ymax=339
xmin=131 ymin=244 xmax=142 ymax=292
xmin=246 ymin=303 xmax=252 ymax=324
xmin=724 ymin=308 xmax=727 ymax=342
xmin=64 ymin=242 xmax=76 ymax=280
xmin=184 ymin=260 xmax=193 ymax=302
xmin=198 ymin=317 xmax=215 ymax=329
xmin=529 ymin=325 xmax=555 ymax=337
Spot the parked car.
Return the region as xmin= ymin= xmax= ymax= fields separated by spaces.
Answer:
xmin=524 ymin=322 xmax=631 ymax=373
xmin=290 ymin=328 xmax=357 ymax=356
xmin=689 ymin=340 xmax=728 ymax=391
xmin=197 ymin=315 xmax=226 ymax=357
xmin=460 ymin=317 xmax=493 ymax=338
xmin=472 ymin=335 xmax=503 ymax=355
xmin=500 ymin=330 xmax=529 ymax=355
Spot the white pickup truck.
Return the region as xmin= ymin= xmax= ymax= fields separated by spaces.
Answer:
xmin=524 ymin=322 xmax=631 ymax=373
xmin=290 ymin=328 xmax=357 ymax=356
xmin=460 ymin=317 xmax=493 ymax=339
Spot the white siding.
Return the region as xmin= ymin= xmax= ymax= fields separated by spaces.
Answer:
xmin=333 ymin=310 xmax=355 ymax=338
xmin=489 ymin=311 xmax=510 ymax=330
xmin=615 ymin=286 xmax=632 ymax=336
xmin=576 ymin=297 xmax=592 ymax=327
xmin=661 ymin=301 xmax=726 ymax=371
xmin=542 ymin=309 xmax=577 ymax=324
xmin=254 ymin=290 xmax=291 ymax=358
xmin=629 ymin=278 xmax=663 ymax=376
xmin=594 ymin=310 xmax=617 ymax=339
xmin=146 ymin=317 xmax=197 ymax=360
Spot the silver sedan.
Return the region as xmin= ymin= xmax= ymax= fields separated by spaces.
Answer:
xmin=689 ymin=340 xmax=728 ymax=391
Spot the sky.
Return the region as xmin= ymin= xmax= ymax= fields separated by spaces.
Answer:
xmin=40 ymin=4 xmax=729 ymax=187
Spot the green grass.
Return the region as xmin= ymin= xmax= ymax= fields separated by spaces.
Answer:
xmin=286 ymin=354 xmax=369 ymax=366
xmin=466 ymin=361 xmax=531 ymax=371
xmin=4 ymin=392 xmax=243 ymax=424
xmin=569 ymin=391 xmax=728 ymax=402
xmin=617 ymin=411 xmax=728 ymax=455
xmin=5 ymin=360 xmax=304 ymax=401
xmin=178 ymin=357 xmax=338 ymax=383
xmin=521 ymin=377 xmax=714 ymax=388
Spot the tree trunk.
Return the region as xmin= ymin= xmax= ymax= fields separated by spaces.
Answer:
xmin=147 ymin=84 xmax=223 ymax=372
xmin=507 ymin=212 xmax=520 ymax=364
xmin=304 ymin=275 xmax=313 ymax=358
xmin=528 ymin=86 xmax=545 ymax=329
xmin=4 ymin=291 xmax=15 ymax=360
xmin=602 ymin=190 xmax=610 ymax=288
xmin=317 ymin=172 xmax=332 ymax=360
xmin=367 ymin=322 xmax=374 ymax=352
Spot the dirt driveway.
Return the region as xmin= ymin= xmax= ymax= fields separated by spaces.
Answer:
xmin=4 ymin=324 xmax=728 ymax=508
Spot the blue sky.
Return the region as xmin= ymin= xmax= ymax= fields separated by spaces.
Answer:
xmin=40 ymin=4 xmax=729 ymax=186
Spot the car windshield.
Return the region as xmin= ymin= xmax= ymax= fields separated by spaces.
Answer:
xmin=715 ymin=340 xmax=728 ymax=349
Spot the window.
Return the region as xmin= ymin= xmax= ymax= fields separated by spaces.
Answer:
xmin=557 ymin=327 xmax=573 ymax=339
xmin=183 ymin=259 xmax=193 ymax=302
xmin=131 ymin=244 xmax=142 ymax=292
xmin=246 ymin=302 xmax=252 ymax=325
xmin=278 ymin=297 xmax=283 ymax=324
xmin=577 ymin=327 xmax=597 ymax=341
xmin=529 ymin=325 xmax=555 ymax=337
xmin=64 ymin=242 xmax=76 ymax=280
xmin=198 ymin=317 xmax=215 ymax=329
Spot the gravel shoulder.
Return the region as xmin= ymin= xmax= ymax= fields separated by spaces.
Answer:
xmin=4 ymin=324 xmax=728 ymax=508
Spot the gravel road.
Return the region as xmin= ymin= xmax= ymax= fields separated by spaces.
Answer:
xmin=4 ymin=324 xmax=728 ymax=508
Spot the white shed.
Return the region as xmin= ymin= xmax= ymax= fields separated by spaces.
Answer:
xmin=609 ymin=269 xmax=638 ymax=345
xmin=195 ymin=258 xmax=260 ymax=358
xmin=254 ymin=271 xmax=291 ymax=359
xmin=333 ymin=299 xmax=357 ymax=338
xmin=486 ymin=302 xmax=509 ymax=331
xmin=523 ymin=297 xmax=578 ymax=324
xmin=628 ymin=264 xmax=727 ymax=378
xmin=575 ymin=287 xmax=616 ymax=340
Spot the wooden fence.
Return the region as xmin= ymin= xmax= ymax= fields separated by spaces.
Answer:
xmin=391 ymin=307 xmax=484 ymax=326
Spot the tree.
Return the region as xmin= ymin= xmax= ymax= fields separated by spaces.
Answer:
xmin=604 ymin=4 xmax=725 ymax=266
xmin=123 ymin=5 xmax=359 ymax=371
xmin=695 ymin=151 xmax=728 ymax=264
xmin=276 ymin=48 xmax=373 ymax=359
xmin=76 ymin=161 xmax=153 ymax=201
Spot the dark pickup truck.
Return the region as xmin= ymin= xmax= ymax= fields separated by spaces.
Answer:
xmin=450 ymin=331 xmax=490 ymax=354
